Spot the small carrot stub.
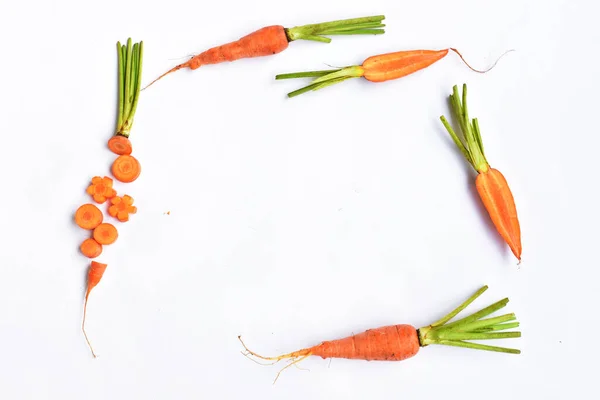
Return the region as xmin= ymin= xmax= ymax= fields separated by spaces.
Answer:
xmin=93 ymin=223 xmax=119 ymax=245
xmin=75 ymin=204 xmax=104 ymax=230
xmin=143 ymin=15 xmax=386 ymax=88
xmin=108 ymin=135 xmax=132 ymax=155
xmin=108 ymin=195 xmax=137 ymax=222
xmin=86 ymin=176 xmax=117 ymax=204
xmin=240 ymin=285 xmax=520 ymax=383
xmin=110 ymin=38 xmax=143 ymax=155
xmin=440 ymin=84 xmax=522 ymax=260
xmin=112 ymin=155 xmax=141 ymax=183
xmin=82 ymin=260 xmax=108 ymax=358
xmin=275 ymin=48 xmax=511 ymax=98
xmin=80 ymin=238 xmax=103 ymax=259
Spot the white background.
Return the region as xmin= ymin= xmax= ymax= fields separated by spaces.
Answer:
xmin=0 ymin=0 xmax=598 ymax=398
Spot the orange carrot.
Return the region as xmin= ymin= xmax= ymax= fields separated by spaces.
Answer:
xmin=108 ymin=195 xmax=137 ymax=222
xmin=93 ymin=223 xmax=118 ymax=245
xmin=240 ymin=285 xmax=521 ymax=383
xmin=82 ymin=260 xmax=108 ymax=358
xmin=275 ymin=48 xmax=512 ymax=98
xmin=109 ymin=39 xmax=143 ymax=155
xmin=440 ymin=84 xmax=522 ymax=261
xmin=143 ymin=15 xmax=386 ymax=89
xmin=111 ymin=155 xmax=141 ymax=183
xmin=86 ymin=176 xmax=117 ymax=204
xmin=75 ymin=204 xmax=104 ymax=230
xmin=80 ymin=238 xmax=103 ymax=259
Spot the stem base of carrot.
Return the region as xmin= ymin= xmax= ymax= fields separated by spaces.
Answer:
xmin=285 ymin=15 xmax=385 ymax=43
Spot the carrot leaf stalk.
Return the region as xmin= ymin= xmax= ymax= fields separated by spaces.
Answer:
xmin=115 ymin=38 xmax=143 ymax=139
xmin=276 ymin=66 xmax=364 ymax=98
xmin=418 ymin=285 xmax=521 ymax=354
xmin=285 ymin=15 xmax=385 ymax=43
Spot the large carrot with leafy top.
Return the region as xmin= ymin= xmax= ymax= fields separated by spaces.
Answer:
xmin=108 ymin=39 xmax=143 ymax=155
xmin=440 ymin=84 xmax=522 ymax=261
xmin=143 ymin=15 xmax=385 ymax=89
xmin=240 ymin=285 xmax=520 ymax=383
xmin=276 ymin=48 xmax=511 ymax=98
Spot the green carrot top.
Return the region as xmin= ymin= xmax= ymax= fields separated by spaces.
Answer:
xmin=285 ymin=15 xmax=385 ymax=43
xmin=116 ymin=38 xmax=143 ymax=138
xmin=440 ymin=84 xmax=490 ymax=173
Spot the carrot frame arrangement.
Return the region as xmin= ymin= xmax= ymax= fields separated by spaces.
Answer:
xmin=240 ymin=285 xmax=520 ymax=383
xmin=143 ymin=15 xmax=386 ymax=88
xmin=276 ymin=48 xmax=511 ymax=98
xmin=440 ymin=84 xmax=522 ymax=261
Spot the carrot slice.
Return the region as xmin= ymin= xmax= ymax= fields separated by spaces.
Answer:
xmin=108 ymin=135 xmax=132 ymax=155
xmin=75 ymin=204 xmax=104 ymax=230
xmin=80 ymin=238 xmax=103 ymax=258
xmin=86 ymin=176 xmax=117 ymax=204
xmin=112 ymin=155 xmax=141 ymax=183
xmin=108 ymin=195 xmax=137 ymax=222
xmin=93 ymin=223 xmax=119 ymax=245
xmin=83 ymin=260 xmax=108 ymax=358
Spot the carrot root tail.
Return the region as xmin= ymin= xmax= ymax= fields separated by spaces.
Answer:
xmin=82 ymin=295 xmax=97 ymax=358
xmin=142 ymin=62 xmax=190 ymax=90
xmin=450 ymin=48 xmax=514 ymax=74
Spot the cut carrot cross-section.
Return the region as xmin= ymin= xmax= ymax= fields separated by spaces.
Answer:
xmin=80 ymin=238 xmax=103 ymax=258
xmin=75 ymin=204 xmax=104 ymax=230
xmin=108 ymin=195 xmax=137 ymax=222
xmin=93 ymin=223 xmax=119 ymax=245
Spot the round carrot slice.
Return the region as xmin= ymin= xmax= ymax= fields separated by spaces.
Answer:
xmin=112 ymin=155 xmax=141 ymax=183
xmin=108 ymin=135 xmax=132 ymax=155
xmin=93 ymin=223 xmax=119 ymax=245
xmin=75 ymin=204 xmax=104 ymax=230
xmin=80 ymin=238 xmax=103 ymax=258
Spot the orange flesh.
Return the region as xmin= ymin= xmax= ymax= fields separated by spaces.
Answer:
xmin=93 ymin=223 xmax=118 ymax=245
xmin=75 ymin=204 xmax=103 ymax=230
xmin=108 ymin=136 xmax=132 ymax=155
xmin=80 ymin=238 xmax=103 ymax=258
xmin=362 ymin=49 xmax=449 ymax=82
xmin=112 ymin=155 xmax=141 ymax=183
xmin=476 ymin=168 xmax=522 ymax=260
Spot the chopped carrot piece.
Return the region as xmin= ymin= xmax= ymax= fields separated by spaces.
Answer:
xmin=108 ymin=195 xmax=137 ymax=222
xmin=75 ymin=204 xmax=104 ymax=230
xmin=93 ymin=223 xmax=119 ymax=245
xmin=83 ymin=260 xmax=108 ymax=358
xmin=86 ymin=176 xmax=117 ymax=204
xmin=108 ymin=135 xmax=132 ymax=155
xmin=112 ymin=155 xmax=141 ymax=183
xmin=80 ymin=238 xmax=103 ymax=258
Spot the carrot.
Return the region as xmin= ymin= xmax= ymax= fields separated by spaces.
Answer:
xmin=109 ymin=38 xmax=143 ymax=155
xmin=240 ymin=285 xmax=520 ymax=383
xmin=112 ymin=155 xmax=141 ymax=183
xmin=86 ymin=176 xmax=117 ymax=204
xmin=80 ymin=238 xmax=103 ymax=259
xmin=108 ymin=195 xmax=137 ymax=222
xmin=275 ymin=48 xmax=512 ymax=98
xmin=75 ymin=204 xmax=103 ymax=230
xmin=143 ymin=15 xmax=386 ymax=89
xmin=93 ymin=223 xmax=118 ymax=245
xmin=440 ymin=84 xmax=522 ymax=261
xmin=82 ymin=260 xmax=108 ymax=358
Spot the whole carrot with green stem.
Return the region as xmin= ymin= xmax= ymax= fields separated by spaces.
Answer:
xmin=440 ymin=84 xmax=522 ymax=261
xmin=143 ymin=15 xmax=386 ymax=89
xmin=276 ymin=48 xmax=511 ymax=98
xmin=240 ymin=285 xmax=520 ymax=383
xmin=108 ymin=38 xmax=143 ymax=156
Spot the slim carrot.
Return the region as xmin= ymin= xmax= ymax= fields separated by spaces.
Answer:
xmin=143 ymin=15 xmax=386 ymax=89
xmin=75 ymin=204 xmax=104 ymax=230
xmin=440 ymin=84 xmax=522 ymax=261
xmin=86 ymin=176 xmax=117 ymax=204
xmin=240 ymin=285 xmax=520 ymax=383
xmin=109 ymin=38 xmax=143 ymax=155
xmin=93 ymin=223 xmax=118 ymax=245
xmin=82 ymin=260 xmax=108 ymax=358
xmin=108 ymin=195 xmax=137 ymax=222
xmin=80 ymin=238 xmax=103 ymax=259
xmin=111 ymin=155 xmax=141 ymax=183
xmin=276 ymin=48 xmax=512 ymax=98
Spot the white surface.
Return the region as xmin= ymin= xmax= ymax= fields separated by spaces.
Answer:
xmin=0 ymin=0 xmax=598 ymax=398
